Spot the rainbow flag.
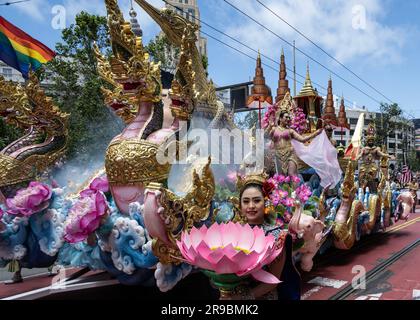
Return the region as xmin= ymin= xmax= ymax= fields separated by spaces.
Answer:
xmin=0 ymin=16 xmax=55 ymax=78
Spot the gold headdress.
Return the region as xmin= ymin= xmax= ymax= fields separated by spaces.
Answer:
xmin=236 ymin=171 xmax=268 ymax=195
xmin=274 ymin=91 xmax=295 ymax=125
xmin=365 ymin=123 xmax=376 ymax=144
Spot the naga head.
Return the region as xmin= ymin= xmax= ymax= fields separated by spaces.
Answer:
xmin=94 ymin=0 xmax=163 ymax=124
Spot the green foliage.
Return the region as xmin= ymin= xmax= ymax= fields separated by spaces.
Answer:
xmin=236 ymin=110 xmax=259 ymax=130
xmin=374 ymin=102 xmax=403 ymax=146
xmin=0 ymin=118 xmax=23 ymax=150
xmin=145 ymin=34 xmax=180 ymax=73
xmin=44 ymin=12 xmax=123 ymax=165
xmin=407 ymin=150 xmax=420 ymax=172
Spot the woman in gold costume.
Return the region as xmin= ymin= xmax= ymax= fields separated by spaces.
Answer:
xmin=268 ymin=111 xmax=322 ymax=177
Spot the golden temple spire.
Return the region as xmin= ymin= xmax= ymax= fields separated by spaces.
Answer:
xmin=337 ymin=95 xmax=350 ymax=129
xmin=322 ymin=77 xmax=338 ymax=126
xmin=275 ymin=48 xmax=290 ymax=103
xmin=297 ymin=63 xmax=318 ymax=97
xmin=247 ymin=51 xmax=273 ymax=107
xmin=250 ymin=50 xmax=270 ymax=98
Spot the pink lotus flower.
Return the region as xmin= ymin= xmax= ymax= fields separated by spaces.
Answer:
xmin=6 ymin=182 xmax=52 ymax=217
xmin=64 ymin=191 xmax=109 ymax=243
xmin=177 ymin=222 xmax=283 ymax=284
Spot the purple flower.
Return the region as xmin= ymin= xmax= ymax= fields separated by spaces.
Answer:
xmin=64 ymin=192 xmax=109 ymax=243
xmin=6 ymin=182 xmax=52 ymax=217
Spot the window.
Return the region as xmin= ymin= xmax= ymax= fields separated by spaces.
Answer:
xmin=350 ymin=118 xmax=358 ymax=125
xmin=188 ymin=8 xmax=195 ymax=22
xmin=350 ymin=130 xmax=355 ymax=135
xmin=2 ymin=68 xmax=12 ymax=78
xmin=389 ymin=143 xmax=395 ymax=149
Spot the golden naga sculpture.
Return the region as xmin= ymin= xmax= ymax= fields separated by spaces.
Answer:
xmin=143 ymin=157 xmax=215 ymax=265
xmin=333 ymin=160 xmax=364 ymax=249
xmin=98 ymin=0 xmax=236 ymax=214
xmin=0 ymin=73 xmax=69 ymax=196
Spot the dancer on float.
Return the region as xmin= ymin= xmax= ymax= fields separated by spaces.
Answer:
xmin=265 ymin=93 xmax=341 ymax=191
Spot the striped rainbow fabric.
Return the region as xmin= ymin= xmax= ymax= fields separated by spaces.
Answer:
xmin=0 ymin=16 xmax=55 ymax=78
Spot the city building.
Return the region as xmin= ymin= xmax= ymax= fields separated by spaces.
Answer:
xmin=414 ymin=119 xmax=420 ymax=156
xmin=165 ymin=0 xmax=208 ymax=57
xmin=0 ymin=61 xmax=25 ymax=83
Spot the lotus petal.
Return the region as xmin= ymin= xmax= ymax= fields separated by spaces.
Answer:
xmin=251 ymin=269 xmax=281 ymax=284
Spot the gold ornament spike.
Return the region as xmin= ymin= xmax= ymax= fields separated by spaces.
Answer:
xmin=145 ymin=156 xmax=215 ymax=264
xmin=134 ymin=0 xmax=211 ymax=105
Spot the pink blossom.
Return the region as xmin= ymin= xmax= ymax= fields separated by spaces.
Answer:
xmin=273 ymin=174 xmax=286 ymax=184
xmin=80 ymin=176 xmax=109 ymax=197
xmin=291 ymin=176 xmax=301 ymax=184
xmin=296 ymin=184 xmax=312 ymax=203
xmin=177 ymin=222 xmax=283 ymax=284
xmin=281 ymin=197 xmax=295 ymax=207
xmin=226 ymin=171 xmax=238 ymax=183
xmin=6 ymin=182 xmax=52 ymax=217
xmin=284 ymin=176 xmax=291 ymax=183
xmin=64 ymin=192 xmax=109 ymax=243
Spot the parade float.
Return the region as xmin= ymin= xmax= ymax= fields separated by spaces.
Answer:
xmin=0 ymin=0 xmax=415 ymax=299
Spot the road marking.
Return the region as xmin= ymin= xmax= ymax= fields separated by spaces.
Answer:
xmin=413 ymin=290 xmax=420 ymax=300
xmin=301 ymin=286 xmax=323 ymax=300
xmin=308 ymin=277 xmax=347 ymax=289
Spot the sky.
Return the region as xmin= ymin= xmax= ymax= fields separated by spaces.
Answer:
xmin=1 ymin=0 xmax=420 ymax=118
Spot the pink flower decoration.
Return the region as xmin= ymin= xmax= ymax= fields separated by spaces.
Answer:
xmin=273 ymin=174 xmax=286 ymax=184
xmin=291 ymin=176 xmax=301 ymax=184
xmin=177 ymin=222 xmax=283 ymax=284
xmin=296 ymin=184 xmax=312 ymax=204
xmin=281 ymin=197 xmax=295 ymax=207
xmin=80 ymin=176 xmax=109 ymax=197
xmin=64 ymin=192 xmax=109 ymax=243
xmin=6 ymin=182 xmax=52 ymax=217
xmin=284 ymin=176 xmax=291 ymax=183
xmin=226 ymin=171 xmax=238 ymax=183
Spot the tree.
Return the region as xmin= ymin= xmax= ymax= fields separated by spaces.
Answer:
xmin=146 ymin=34 xmax=180 ymax=73
xmin=236 ymin=110 xmax=259 ymax=130
xmin=145 ymin=34 xmax=209 ymax=75
xmin=407 ymin=150 xmax=420 ymax=172
xmin=0 ymin=118 xmax=23 ymax=151
xmin=43 ymin=12 xmax=123 ymax=165
xmin=374 ymin=102 xmax=402 ymax=148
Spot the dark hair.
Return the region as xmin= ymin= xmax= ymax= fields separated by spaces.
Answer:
xmin=239 ymin=183 xmax=264 ymax=207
